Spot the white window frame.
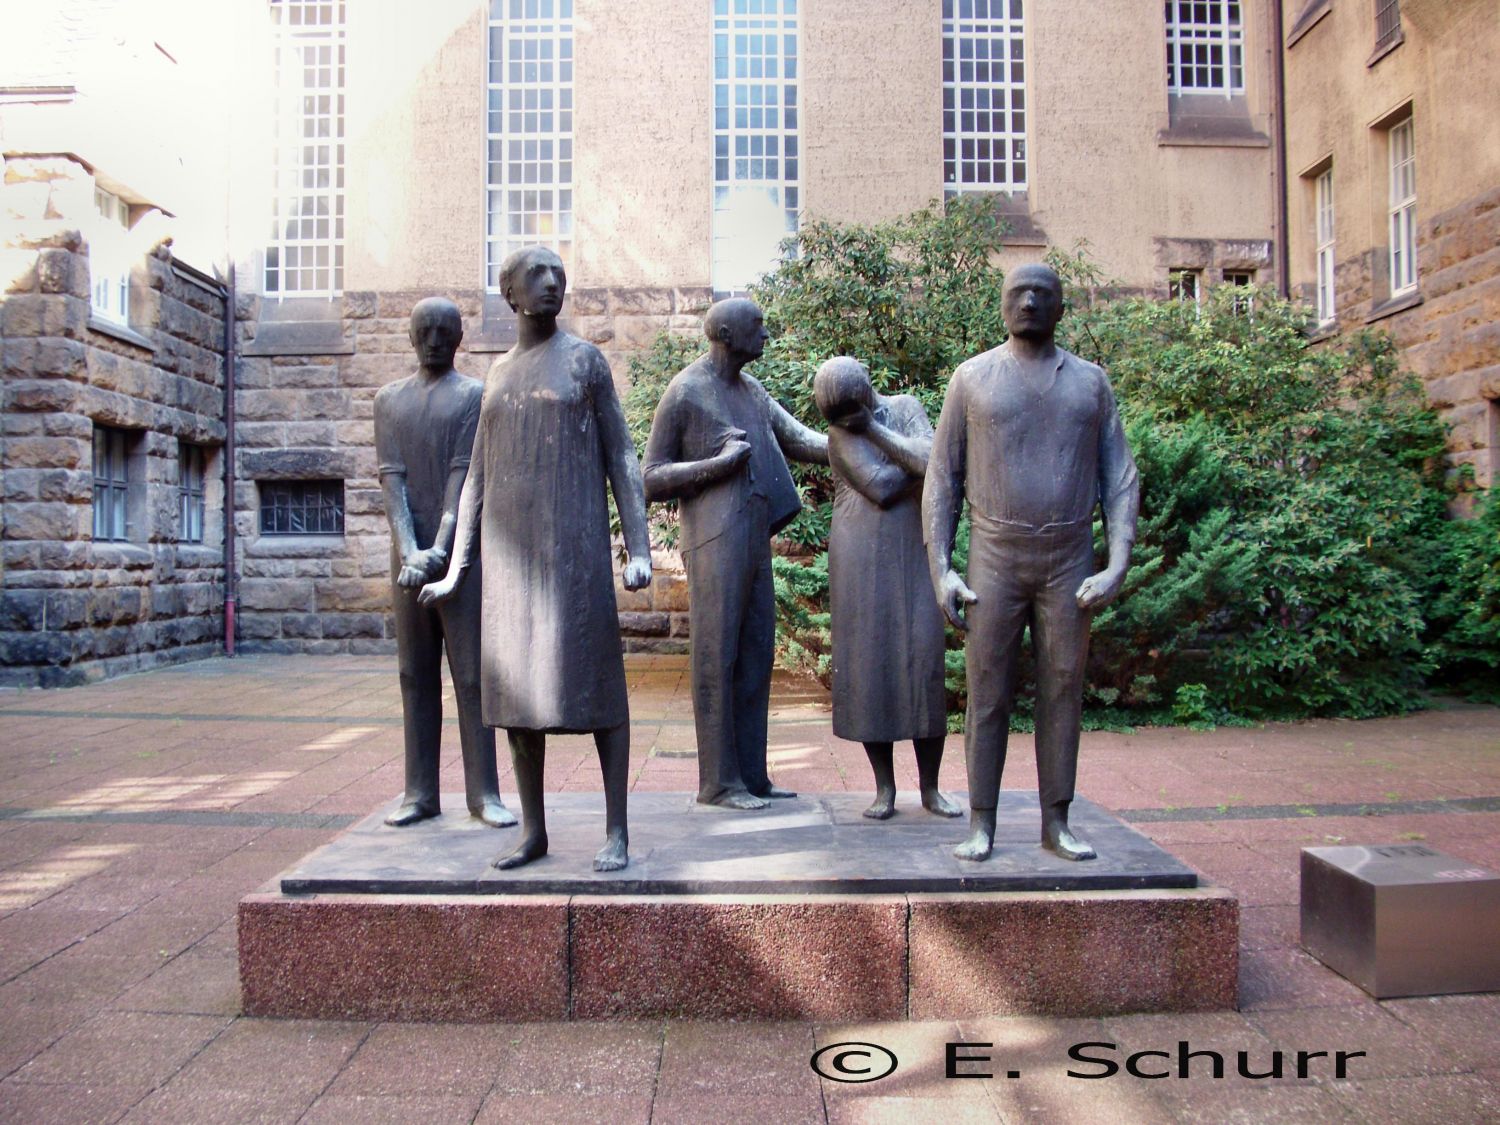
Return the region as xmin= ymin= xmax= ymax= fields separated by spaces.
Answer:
xmin=1169 ymin=269 xmax=1201 ymax=305
xmin=91 ymin=187 xmax=131 ymax=326
xmin=93 ymin=426 xmax=130 ymax=542
xmin=1388 ymin=117 xmax=1417 ymax=296
xmin=943 ymin=0 xmax=1027 ymax=194
xmin=1223 ymin=269 xmax=1255 ymax=314
xmin=266 ymin=0 xmax=346 ymax=298
xmin=1165 ymin=0 xmax=1244 ymax=96
xmin=179 ymin=442 xmax=206 ymax=544
xmin=711 ymin=0 xmax=800 ymax=295
xmin=485 ymin=0 xmax=575 ymax=291
xmin=1315 ymin=168 xmax=1335 ymax=324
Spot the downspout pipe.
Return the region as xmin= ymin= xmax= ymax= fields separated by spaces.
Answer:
xmin=223 ymin=263 xmax=237 ymax=657
xmin=1271 ymin=0 xmax=1291 ymax=298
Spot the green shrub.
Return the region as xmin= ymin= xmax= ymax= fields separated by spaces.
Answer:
xmin=623 ymin=198 xmax=1495 ymax=724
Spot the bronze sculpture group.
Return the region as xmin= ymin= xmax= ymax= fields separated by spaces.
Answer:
xmin=378 ymin=256 xmax=1138 ymax=873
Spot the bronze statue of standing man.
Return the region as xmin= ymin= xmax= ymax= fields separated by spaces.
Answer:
xmin=374 ymin=298 xmax=515 ymax=829
xmin=643 ymin=298 xmax=828 ymax=809
xmin=924 ymin=264 xmax=1139 ymax=862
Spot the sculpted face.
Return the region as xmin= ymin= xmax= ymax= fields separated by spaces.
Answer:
xmin=1002 ymin=265 xmax=1064 ymax=343
xmin=408 ymin=300 xmax=462 ymax=370
xmin=708 ymin=297 xmax=769 ymax=361
xmin=505 ymin=248 xmax=566 ymax=317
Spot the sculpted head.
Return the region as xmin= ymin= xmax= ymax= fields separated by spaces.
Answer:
xmin=813 ymin=356 xmax=876 ymax=426
xmin=408 ymin=296 xmax=463 ymax=370
xmin=704 ymin=297 xmax=769 ymax=362
xmin=1002 ymin=263 xmax=1064 ymax=343
xmin=500 ymin=246 xmax=566 ymax=317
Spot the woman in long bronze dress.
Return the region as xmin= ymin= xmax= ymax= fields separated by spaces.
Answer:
xmin=815 ymin=357 xmax=960 ymax=820
xmin=422 ymin=247 xmax=652 ymax=871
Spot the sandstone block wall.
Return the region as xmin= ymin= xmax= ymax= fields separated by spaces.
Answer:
xmin=1 ymin=156 xmax=228 ymax=687
xmin=231 ymin=284 xmax=707 ymax=654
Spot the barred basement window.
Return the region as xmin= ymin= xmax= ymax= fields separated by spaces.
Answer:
xmin=179 ymin=443 xmax=207 ymax=544
xmin=1165 ymin=1 xmax=1243 ymax=95
xmin=266 ymin=0 xmax=346 ymax=297
xmin=93 ymin=426 xmax=130 ymax=542
xmin=943 ymin=0 xmax=1027 ymax=193
xmin=259 ymin=480 xmax=344 ymax=536
xmin=91 ymin=187 xmax=131 ymax=326
xmin=1373 ymin=0 xmax=1401 ymax=52
xmin=712 ymin=0 xmax=800 ymax=294
xmin=486 ymin=0 xmax=574 ymax=291
xmin=1388 ymin=117 xmax=1417 ymax=295
xmin=1315 ymin=168 xmax=1335 ymax=324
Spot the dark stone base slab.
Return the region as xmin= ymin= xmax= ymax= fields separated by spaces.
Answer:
xmin=242 ymin=791 xmax=1237 ymax=1020
xmin=278 ymin=790 xmax=1198 ymax=895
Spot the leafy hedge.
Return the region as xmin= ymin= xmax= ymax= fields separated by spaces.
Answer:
xmin=624 ymin=196 xmax=1496 ymax=724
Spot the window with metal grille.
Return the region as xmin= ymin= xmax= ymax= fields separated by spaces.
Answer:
xmin=485 ymin=0 xmax=574 ymax=291
xmin=258 ymin=480 xmax=344 ymax=536
xmin=943 ymin=0 xmax=1026 ymax=193
xmin=1169 ymin=269 xmax=1201 ymax=304
xmin=712 ymin=0 xmax=800 ymax=294
xmin=1315 ymin=168 xmax=1335 ymax=323
xmin=179 ymin=443 xmax=206 ymax=544
xmin=265 ymin=0 xmax=345 ymax=297
xmin=91 ymin=187 xmax=131 ymax=325
xmin=93 ymin=426 xmax=130 ymax=542
xmin=1374 ymin=0 xmax=1401 ymax=51
xmin=1165 ymin=1 xmax=1244 ymax=95
xmin=1388 ymin=117 xmax=1416 ymax=295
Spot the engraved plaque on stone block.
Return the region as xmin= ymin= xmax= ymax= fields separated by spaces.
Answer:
xmin=1300 ymin=844 xmax=1500 ymax=999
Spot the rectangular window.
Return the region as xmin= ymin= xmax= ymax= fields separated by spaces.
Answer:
xmin=259 ymin=480 xmax=344 ymax=536
xmin=1315 ymin=168 xmax=1335 ymax=324
xmin=1165 ymin=0 xmax=1244 ymax=95
xmin=266 ymin=0 xmax=346 ymax=297
xmin=1374 ymin=0 xmax=1401 ymax=52
xmin=91 ymin=187 xmax=131 ymax=325
xmin=711 ymin=0 xmax=800 ymax=294
xmin=1169 ymin=269 xmax=1201 ymax=304
xmin=485 ymin=0 xmax=574 ymax=291
xmin=1223 ymin=270 xmax=1254 ymax=314
xmin=942 ymin=0 xmax=1027 ymax=193
xmin=179 ymin=443 xmax=206 ymax=544
xmin=1388 ymin=117 xmax=1416 ymax=295
xmin=93 ymin=426 xmax=130 ymax=541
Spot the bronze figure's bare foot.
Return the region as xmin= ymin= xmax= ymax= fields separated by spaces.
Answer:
xmin=953 ymin=827 xmax=995 ymax=861
xmin=493 ymin=832 xmax=548 ymax=870
xmin=921 ymin=788 xmax=963 ymax=818
xmin=863 ymin=787 xmax=897 ymax=820
xmin=757 ymin=783 xmax=797 ymax=799
xmin=711 ymin=789 xmax=769 ymax=810
xmin=592 ymin=828 xmax=629 ymax=872
xmin=472 ymin=797 xmax=517 ymax=828
xmin=384 ymin=801 xmax=440 ymax=827
xmin=1042 ymin=820 xmax=1097 ymax=862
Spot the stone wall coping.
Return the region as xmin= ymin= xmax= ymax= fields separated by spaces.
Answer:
xmin=86 ymin=315 xmax=154 ymax=354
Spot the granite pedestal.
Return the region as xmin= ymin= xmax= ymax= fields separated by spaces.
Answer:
xmin=240 ymin=791 xmax=1238 ymax=1020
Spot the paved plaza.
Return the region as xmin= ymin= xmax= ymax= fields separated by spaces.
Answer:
xmin=0 ymin=653 xmax=1498 ymax=1123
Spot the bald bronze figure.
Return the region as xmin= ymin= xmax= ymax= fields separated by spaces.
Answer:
xmin=925 ymin=264 xmax=1139 ymax=862
xmin=642 ymin=298 xmax=828 ymax=809
xmin=374 ymin=298 xmax=514 ymax=830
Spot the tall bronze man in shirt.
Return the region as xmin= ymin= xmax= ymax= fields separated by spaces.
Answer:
xmin=925 ymin=264 xmax=1139 ymax=862
xmin=643 ymin=298 xmax=828 ymax=809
